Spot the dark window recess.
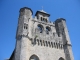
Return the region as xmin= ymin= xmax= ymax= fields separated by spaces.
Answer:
xmin=24 ymin=23 xmax=28 ymax=29
xmin=41 ymin=17 xmax=47 ymax=22
xmin=41 ymin=18 xmax=44 ymax=22
xmin=40 ymin=40 xmax=42 ymax=46
xmin=62 ymin=28 xmax=64 ymax=35
xmin=37 ymin=16 xmax=39 ymax=19
xmin=62 ymin=28 xmax=64 ymax=32
xmin=43 ymin=40 xmax=45 ymax=46
xmin=48 ymin=42 xmax=51 ymax=47
xmin=54 ymin=42 xmax=56 ymax=47
xmin=38 ymin=26 xmax=42 ymax=33
xmin=43 ymin=18 xmax=45 ymax=21
xmin=41 ymin=17 xmax=43 ymax=21
xmin=38 ymin=24 xmax=44 ymax=33
xmin=24 ymin=26 xmax=26 ymax=29
xmin=46 ymin=26 xmax=51 ymax=34
xmin=61 ymin=44 xmax=63 ymax=49
xmin=59 ymin=44 xmax=60 ymax=49
xmin=56 ymin=43 xmax=58 ymax=49
xmin=53 ymin=33 xmax=55 ymax=36
xmin=58 ymin=32 xmax=60 ymax=37
xmin=51 ymin=42 xmax=53 ymax=48
xmin=46 ymin=41 xmax=48 ymax=47
xmin=45 ymin=19 xmax=47 ymax=22
xmin=25 ymin=26 xmax=27 ymax=29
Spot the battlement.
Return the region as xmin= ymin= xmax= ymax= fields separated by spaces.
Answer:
xmin=31 ymin=38 xmax=64 ymax=49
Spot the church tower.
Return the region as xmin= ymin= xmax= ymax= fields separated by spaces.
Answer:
xmin=10 ymin=7 xmax=74 ymax=60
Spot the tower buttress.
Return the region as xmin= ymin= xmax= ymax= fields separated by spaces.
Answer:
xmin=15 ymin=7 xmax=33 ymax=60
xmin=16 ymin=7 xmax=33 ymax=37
xmin=55 ymin=18 xmax=74 ymax=60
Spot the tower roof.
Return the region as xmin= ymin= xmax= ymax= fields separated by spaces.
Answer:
xmin=35 ymin=10 xmax=50 ymax=17
xmin=19 ymin=7 xmax=33 ymax=15
xmin=55 ymin=18 xmax=66 ymax=22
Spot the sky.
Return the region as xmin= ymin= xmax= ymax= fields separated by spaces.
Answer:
xmin=0 ymin=0 xmax=80 ymax=60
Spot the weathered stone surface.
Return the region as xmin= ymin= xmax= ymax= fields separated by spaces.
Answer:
xmin=13 ymin=7 xmax=74 ymax=60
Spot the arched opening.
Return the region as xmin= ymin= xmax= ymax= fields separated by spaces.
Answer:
xmin=59 ymin=57 xmax=64 ymax=60
xmin=38 ymin=24 xmax=44 ymax=33
xmin=29 ymin=54 xmax=39 ymax=60
xmin=46 ymin=26 xmax=51 ymax=34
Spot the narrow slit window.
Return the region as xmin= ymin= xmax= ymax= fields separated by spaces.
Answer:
xmin=41 ymin=17 xmax=42 ymax=21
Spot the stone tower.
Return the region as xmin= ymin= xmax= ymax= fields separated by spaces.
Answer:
xmin=9 ymin=7 xmax=74 ymax=60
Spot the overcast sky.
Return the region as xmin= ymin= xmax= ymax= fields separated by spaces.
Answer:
xmin=0 ymin=0 xmax=80 ymax=60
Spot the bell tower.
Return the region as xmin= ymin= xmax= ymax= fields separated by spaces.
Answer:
xmin=10 ymin=7 xmax=74 ymax=60
xmin=35 ymin=10 xmax=50 ymax=22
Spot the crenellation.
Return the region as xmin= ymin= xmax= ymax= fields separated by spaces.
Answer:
xmin=30 ymin=38 xmax=64 ymax=49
